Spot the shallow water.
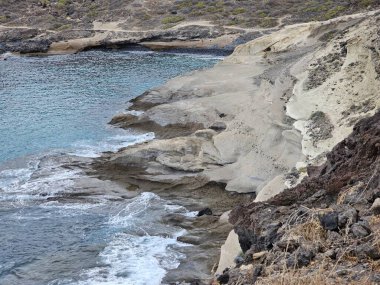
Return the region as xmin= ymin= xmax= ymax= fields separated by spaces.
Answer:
xmin=0 ymin=50 xmax=220 ymax=285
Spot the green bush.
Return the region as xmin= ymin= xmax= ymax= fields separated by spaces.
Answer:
xmin=195 ymin=2 xmax=206 ymax=9
xmin=323 ymin=5 xmax=346 ymax=20
xmin=57 ymin=0 xmax=68 ymax=9
xmin=232 ymin=7 xmax=246 ymax=15
xmin=161 ymin=15 xmax=185 ymax=24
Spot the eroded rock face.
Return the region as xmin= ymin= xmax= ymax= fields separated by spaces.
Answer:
xmin=227 ymin=111 xmax=380 ymax=284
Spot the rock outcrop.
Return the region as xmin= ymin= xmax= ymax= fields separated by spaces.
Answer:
xmin=225 ymin=110 xmax=380 ymax=284
xmin=95 ymin=11 xmax=380 ymax=283
xmin=108 ymin=11 xmax=380 ymax=197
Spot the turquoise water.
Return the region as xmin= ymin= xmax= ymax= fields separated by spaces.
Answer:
xmin=0 ymin=50 xmax=219 ymax=163
xmin=0 ymin=50 xmax=220 ymax=285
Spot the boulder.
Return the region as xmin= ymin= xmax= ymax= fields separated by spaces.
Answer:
xmin=319 ymin=212 xmax=339 ymax=231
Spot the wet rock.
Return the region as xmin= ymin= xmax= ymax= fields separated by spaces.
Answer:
xmin=320 ymin=212 xmax=339 ymax=231
xmin=177 ymin=235 xmax=202 ymax=245
xmin=197 ymin=208 xmax=212 ymax=217
xmin=350 ymin=223 xmax=371 ymax=238
xmin=3 ymin=39 xmax=51 ymax=53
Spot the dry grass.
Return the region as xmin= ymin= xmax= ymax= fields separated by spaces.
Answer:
xmin=281 ymin=207 xmax=330 ymax=245
xmin=255 ymin=269 xmax=375 ymax=285
xmin=291 ymin=217 xmax=326 ymax=242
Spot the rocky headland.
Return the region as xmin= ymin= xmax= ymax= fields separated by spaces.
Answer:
xmin=100 ymin=10 xmax=380 ymax=284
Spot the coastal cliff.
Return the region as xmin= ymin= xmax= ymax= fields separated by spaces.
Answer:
xmin=100 ymin=10 xmax=380 ymax=284
xmin=2 ymin=1 xmax=380 ymax=283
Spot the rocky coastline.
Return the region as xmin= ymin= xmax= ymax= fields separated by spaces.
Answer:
xmin=92 ymin=10 xmax=380 ymax=284
xmin=2 ymin=5 xmax=380 ymax=284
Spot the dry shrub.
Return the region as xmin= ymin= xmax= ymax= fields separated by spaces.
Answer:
xmin=282 ymin=207 xmax=330 ymax=245
xmin=255 ymin=269 xmax=374 ymax=285
xmin=291 ymin=217 xmax=326 ymax=242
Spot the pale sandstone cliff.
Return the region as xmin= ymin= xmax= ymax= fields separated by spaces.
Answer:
xmin=109 ymin=10 xmax=380 ymax=198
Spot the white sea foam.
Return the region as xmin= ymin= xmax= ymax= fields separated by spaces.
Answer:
xmin=65 ymin=192 xmax=190 ymax=285
xmin=0 ymin=159 xmax=38 ymax=192
xmin=164 ymin=204 xmax=198 ymax=218
xmin=69 ymin=132 xmax=154 ymax=158
xmin=73 ymin=233 xmax=185 ymax=285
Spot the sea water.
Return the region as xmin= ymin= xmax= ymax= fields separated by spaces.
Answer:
xmin=0 ymin=50 xmax=220 ymax=285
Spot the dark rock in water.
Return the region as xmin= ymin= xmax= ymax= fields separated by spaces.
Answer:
xmin=217 ymin=271 xmax=230 ymax=284
xmin=197 ymin=207 xmax=212 ymax=216
xmin=319 ymin=212 xmax=339 ymax=231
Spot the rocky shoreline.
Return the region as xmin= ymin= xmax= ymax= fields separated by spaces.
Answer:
xmin=90 ymin=10 xmax=380 ymax=284
xmin=2 ymin=6 xmax=379 ymax=284
xmin=0 ymin=23 xmax=266 ymax=55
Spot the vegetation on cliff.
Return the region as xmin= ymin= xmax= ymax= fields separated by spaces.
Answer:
xmin=0 ymin=0 xmax=379 ymax=30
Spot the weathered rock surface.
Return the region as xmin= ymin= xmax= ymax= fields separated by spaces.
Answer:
xmin=226 ymin=110 xmax=380 ymax=284
xmin=88 ymin=10 xmax=380 ymax=285
xmin=108 ymin=11 xmax=380 ymax=198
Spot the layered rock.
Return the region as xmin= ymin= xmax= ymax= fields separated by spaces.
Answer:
xmin=109 ymin=11 xmax=380 ymax=198
xmin=75 ymin=9 xmax=380 ymax=284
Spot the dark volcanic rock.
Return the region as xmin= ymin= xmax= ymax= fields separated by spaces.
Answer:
xmin=197 ymin=207 xmax=212 ymax=217
xmin=216 ymin=271 xmax=230 ymax=284
xmin=227 ymin=110 xmax=380 ymax=284
xmin=319 ymin=212 xmax=339 ymax=231
xmin=350 ymin=223 xmax=370 ymax=238
xmin=3 ymin=39 xmax=51 ymax=53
